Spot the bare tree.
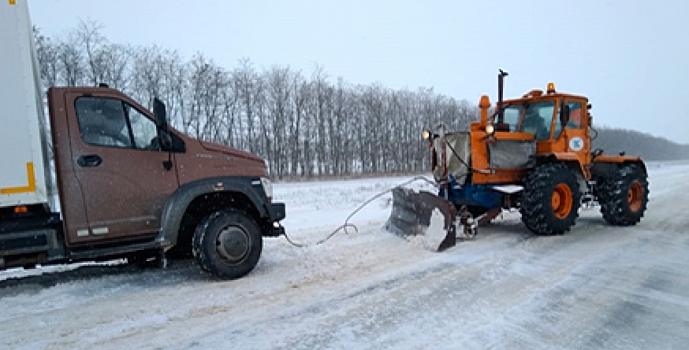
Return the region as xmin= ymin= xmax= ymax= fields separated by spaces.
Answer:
xmin=264 ymin=66 xmax=295 ymax=178
xmin=186 ymin=54 xmax=231 ymax=141
xmin=129 ymin=45 xmax=187 ymax=127
xmin=57 ymin=34 xmax=86 ymax=86
xmin=233 ymin=59 xmax=264 ymax=153
xmin=36 ymin=22 xmax=501 ymax=178
xmin=33 ymin=26 xmax=59 ymax=89
xmin=290 ymin=73 xmax=309 ymax=176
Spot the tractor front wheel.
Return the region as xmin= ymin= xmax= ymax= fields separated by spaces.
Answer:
xmin=598 ymin=164 xmax=649 ymax=226
xmin=521 ymin=163 xmax=581 ymax=235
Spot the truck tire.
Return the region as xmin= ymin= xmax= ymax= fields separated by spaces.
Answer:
xmin=192 ymin=210 xmax=262 ymax=279
xmin=521 ymin=163 xmax=581 ymax=235
xmin=598 ymin=164 xmax=649 ymax=226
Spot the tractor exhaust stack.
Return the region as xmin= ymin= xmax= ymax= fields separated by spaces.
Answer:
xmin=497 ymin=69 xmax=508 ymax=124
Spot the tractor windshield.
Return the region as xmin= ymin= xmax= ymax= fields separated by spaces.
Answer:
xmin=520 ymin=101 xmax=555 ymax=140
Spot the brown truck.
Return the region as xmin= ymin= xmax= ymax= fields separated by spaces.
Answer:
xmin=0 ymin=2 xmax=285 ymax=280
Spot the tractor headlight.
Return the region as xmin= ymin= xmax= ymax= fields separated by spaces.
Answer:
xmin=422 ymin=129 xmax=432 ymax=140
xmin=485 ymin=124 xmax=495 ymax=135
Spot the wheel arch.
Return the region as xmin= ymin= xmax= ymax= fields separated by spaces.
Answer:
xmin=157 ymin=177 xmax=268 ymax=250
xmin=591 ymin=157 xmax=647 ymax=180
xmin=532 ymin=154 xmax=587 ymax=193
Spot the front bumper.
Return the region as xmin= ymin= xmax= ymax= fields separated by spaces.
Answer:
xmin=268 ymin=202 xmax=286 ymax=222
xmin=262 ymin=202 xmax=286 ymax=237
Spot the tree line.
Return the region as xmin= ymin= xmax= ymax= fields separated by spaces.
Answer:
xmin=592 ymin=126 xmax=689 ymax=161
xmin=33 ymin=22 xmax=478 ymax=179
xmin=33 ymin=22 xmax=687 ymax=180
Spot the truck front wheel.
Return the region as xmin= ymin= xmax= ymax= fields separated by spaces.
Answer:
xmin=192 ymin=210 xmax=263 ymax=279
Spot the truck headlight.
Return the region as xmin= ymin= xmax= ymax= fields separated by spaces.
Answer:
xmin=260 ymin=177 xmax=273 ymax=200
xmin=485 ymin=124 xmax=495 ymax=135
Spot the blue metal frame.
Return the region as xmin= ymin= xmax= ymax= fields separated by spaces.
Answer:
xmin=438 ymin=176 xmax=503 ymax=210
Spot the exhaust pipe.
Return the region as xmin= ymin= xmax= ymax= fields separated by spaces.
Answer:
xmin=497 ymin=69 xmax=508 ymax=124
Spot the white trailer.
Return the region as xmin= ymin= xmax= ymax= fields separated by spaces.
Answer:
xmin=0 ymin=0 xmax=53 ymax=210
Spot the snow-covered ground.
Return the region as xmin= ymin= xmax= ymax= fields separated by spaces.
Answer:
xmin=2 ymin=161 xmax=689 ymax=350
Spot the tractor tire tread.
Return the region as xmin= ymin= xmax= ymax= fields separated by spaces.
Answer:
xmin=520 ymin=163 xmax=581 ymax=235
xmin=598 ymin=164 xmax=649 ymax=226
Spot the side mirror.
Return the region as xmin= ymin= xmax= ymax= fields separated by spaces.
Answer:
xmin=559 ymin=104 xmax=570 ymax=126
xmin=158 ymin=132 xmax=173 ymax=150
xmin=153 ymin=98 xmax=168 ymax=129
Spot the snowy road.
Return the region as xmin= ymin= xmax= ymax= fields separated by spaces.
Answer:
xmin=2 ymin=163 xmax=689 ymax=349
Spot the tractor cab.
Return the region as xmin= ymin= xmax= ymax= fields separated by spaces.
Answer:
xmin=490 ymin=83 xmax=588 ymax=141
xmin=484 ymin=82 xmax=593 ymax=178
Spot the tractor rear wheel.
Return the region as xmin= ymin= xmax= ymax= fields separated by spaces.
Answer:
xmin=598 ymin=163 xmax=649 ymax=226
xmin=521 ymin=163 xmax=581 ymax=235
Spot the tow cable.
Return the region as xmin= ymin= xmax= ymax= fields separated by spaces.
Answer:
xmin=281 ymin=176 xmax=440 ymax=247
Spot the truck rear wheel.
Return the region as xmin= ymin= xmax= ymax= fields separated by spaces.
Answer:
xmin=521 ymin=163 xmax=581 ymax=235
xmin=192 ymin=210 xmax=262 ymax=279
xmin=598 ymin=164 xmax=649 ymax=226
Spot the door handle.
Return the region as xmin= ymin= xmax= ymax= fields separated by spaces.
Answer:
xmin=78 ymin=154 xmax=102 ymax=167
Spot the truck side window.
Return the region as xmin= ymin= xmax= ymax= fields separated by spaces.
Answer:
xmin=125 ymin=103 xmax=160 ymax=150
xmin=76 ymin=97 xmax=132 ymax=148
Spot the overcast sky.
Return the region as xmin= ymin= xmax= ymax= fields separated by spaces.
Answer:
xmin=28 ymin=0 xmax=689 ymax=144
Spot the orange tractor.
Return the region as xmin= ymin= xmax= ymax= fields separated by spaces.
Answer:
xmin=387 ymin=71 xmax=649 ymax=250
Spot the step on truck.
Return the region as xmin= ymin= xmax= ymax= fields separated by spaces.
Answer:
xmin=0 ymin=1 xmax=285 ymax=279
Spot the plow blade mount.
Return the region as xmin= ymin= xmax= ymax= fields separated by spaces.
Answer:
xmin=385 ymin=187 xmax=457 ymax=251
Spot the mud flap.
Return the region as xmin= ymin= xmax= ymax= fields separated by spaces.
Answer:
xmin=385 ymin=187 xmax=457 ymax=251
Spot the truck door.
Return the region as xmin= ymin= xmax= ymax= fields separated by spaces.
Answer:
xmin=62 ymin=92 xmax=179 ymax=245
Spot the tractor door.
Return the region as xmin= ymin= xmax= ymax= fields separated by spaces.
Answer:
xmin=59 ymin=91 xmax=179 ymax=246
xmin=553 ymin=99 xmax=590 ymax=163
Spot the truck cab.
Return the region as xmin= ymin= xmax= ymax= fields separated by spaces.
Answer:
xmin=0 ymin=1 xmax=285 ymax=280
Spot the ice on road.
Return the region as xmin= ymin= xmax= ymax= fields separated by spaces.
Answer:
xmin=2 ymin=162 xmax=689 ymax=350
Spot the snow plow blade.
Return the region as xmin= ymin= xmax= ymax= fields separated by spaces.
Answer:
xmin=385 ymin=187 xmax=457 ymax=251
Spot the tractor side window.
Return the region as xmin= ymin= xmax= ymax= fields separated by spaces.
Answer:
xmin=565 ymin=101 xmax=583 ymax=129
xmin=126 ymin=103 xmax=161 ymax=151
xmin=501 ymin=105 xmax=522 ymax=131
xmin=520 ymin=101 xmax=555 ymax=140
xmin=553 ymin=100 xmax=583 ymax=139
xmin=75 ymin=97 xmax=132 ymax=148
